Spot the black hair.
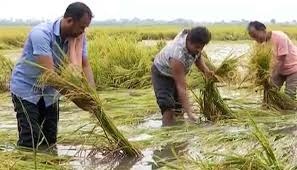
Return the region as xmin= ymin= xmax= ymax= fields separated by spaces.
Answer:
xmin=187 ymin=26 xmax=211 ymax=45
xmin=64 ymin=2 xmax=93 ymax=21
xmin=248 ymin=21 xmax=266 ymax=31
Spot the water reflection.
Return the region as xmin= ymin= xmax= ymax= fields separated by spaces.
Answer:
xmin=56 ymin=142 xmax=188 ymax=170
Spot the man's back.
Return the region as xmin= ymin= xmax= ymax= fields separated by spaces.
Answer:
xmin=270 ymin=31 xmax=297 ymax=75
xmin=153 ymin=30 xmax=199 ymax=77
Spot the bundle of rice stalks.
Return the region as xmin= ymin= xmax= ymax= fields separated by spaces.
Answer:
xmin=0 ymin=54 xmax=13 ymax=92
xmin=249 ymin=44 xmax=297 ymax=110
xmin=215 ymin=56 xmax=241 ymax=83
xmin=35 ymin=44 xmax=141 ymax=158
xmin=39 ymin=66 xmax=141 ymax=157
xmin=191 ymin=52 xmax=236 ymax=121
xmin=198 ymin=81 xmax=232 ymax=122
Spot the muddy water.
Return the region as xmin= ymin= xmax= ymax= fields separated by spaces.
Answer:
xmin=205 ymin=41 xmax=251 ymax=63
xmin=137 ymin=114 xmax=162 ymax=129
xmin=0 ymin=123 xmax=17 ymax=129
xmin=57 ymin=121 xmax=255 ymax=170
xmin=142 ymin=40 xmax=251 ymax=63
xmin=57 ymin=144 xmax=110 ymax=170
xmin=57 ymin=142 xmax=188 ymax=170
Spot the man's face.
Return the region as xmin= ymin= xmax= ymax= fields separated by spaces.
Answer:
xmin=248 ymin=26 xmax=266 ymax=43
xmin=186 ymin=40 xmax=205 ymax=55
xmin=65 ymin=13 xmax=91 ymax=37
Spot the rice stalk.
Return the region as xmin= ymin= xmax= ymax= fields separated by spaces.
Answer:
xmin=39 ymin=66 xmax=141 ymax=157
xmin=192 ymin=52 xmax=235 ymax=121
xmin=201 ymin=80 xmax=233 ymax=121
xmin=0 ymin=54 xmax=13 ymax=92
xmin=215 ymin=55 xmax=241 ymax=83
xmin=249 ymin=118 xmax=281 ymax=169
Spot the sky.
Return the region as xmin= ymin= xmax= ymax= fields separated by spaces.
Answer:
xmin=0 ymin=0 xmax=297 ymax=22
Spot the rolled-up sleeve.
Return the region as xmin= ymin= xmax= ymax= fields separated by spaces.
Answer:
xmin=30 ymin=29 xmax=52 ymax=57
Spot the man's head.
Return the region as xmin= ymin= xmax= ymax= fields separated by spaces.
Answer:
xmin=247 ymin=21 xmax=267 ymax=43
xmin=186 ymin=26 xmax=211 ymax=55
xmin=62 ymin=2 xmax=93 ymax=38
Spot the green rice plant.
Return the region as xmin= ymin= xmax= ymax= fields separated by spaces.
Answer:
xmin=35 ymin=43 xmax=141 ymax=157
xmin=249 ymin=118 xmax=280 ymax=169
xmin=0 ymin=54 xmax=13 ymax=92
xmin=88 ymin=34 xmax=157 ymax=89
xmin=4 ymin=25 xmax=297 ymax=51
xmin=0 ymin=27 xmax=28 ymax=49
xmin=87 ymin=24 xmax=297 ymax=42
xmin=156 ymin=39 xmax=167 ymax=51
xmin=249 ymin=44 xmax=297 ymax=110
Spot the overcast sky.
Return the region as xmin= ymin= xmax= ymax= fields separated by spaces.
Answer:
xmin=0 ymin=0 xmax=296 ymax=22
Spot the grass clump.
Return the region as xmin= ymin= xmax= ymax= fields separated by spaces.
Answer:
xmin=88 ymin=34 xmax=157 ymax=89
xmin=0 ymin=54 xmax=13 ymax=92
xmin=0 ymin=27 xmax=28 ymax=49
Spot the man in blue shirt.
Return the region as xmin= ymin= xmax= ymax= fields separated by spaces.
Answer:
xmin=10 ymin=2 xmax=95 ymax=149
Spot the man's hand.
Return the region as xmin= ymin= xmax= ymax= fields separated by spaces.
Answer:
xmin=184 ymin=112 xmax=198 ymax=123
xmin=204 ymin=70 xmax=219 ymax=82
xmin=205 ymin=70 xmax=215 ymax=79
xmin=195 ymin=56 xmax=217 ymax=81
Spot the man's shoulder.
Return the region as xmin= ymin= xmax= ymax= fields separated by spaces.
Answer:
xmin=272 ymin=31 xmax=289 ymax=40
xmin=29 ymin=22 xmax=53 ymax=39
xmin=174 ymin=29 xmax=187 ymax=40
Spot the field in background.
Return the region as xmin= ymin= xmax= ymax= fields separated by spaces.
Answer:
xmin=1 ymin=24 xmax=297 ymax=49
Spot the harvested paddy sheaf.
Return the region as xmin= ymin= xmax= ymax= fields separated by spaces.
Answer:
xmin=248 ymin=44 xmax=297 ymax=110
xmin=35 ymin=44 xmax=141 ymax=157
xmin=191 ymin=52 xmax=239 ymax=121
